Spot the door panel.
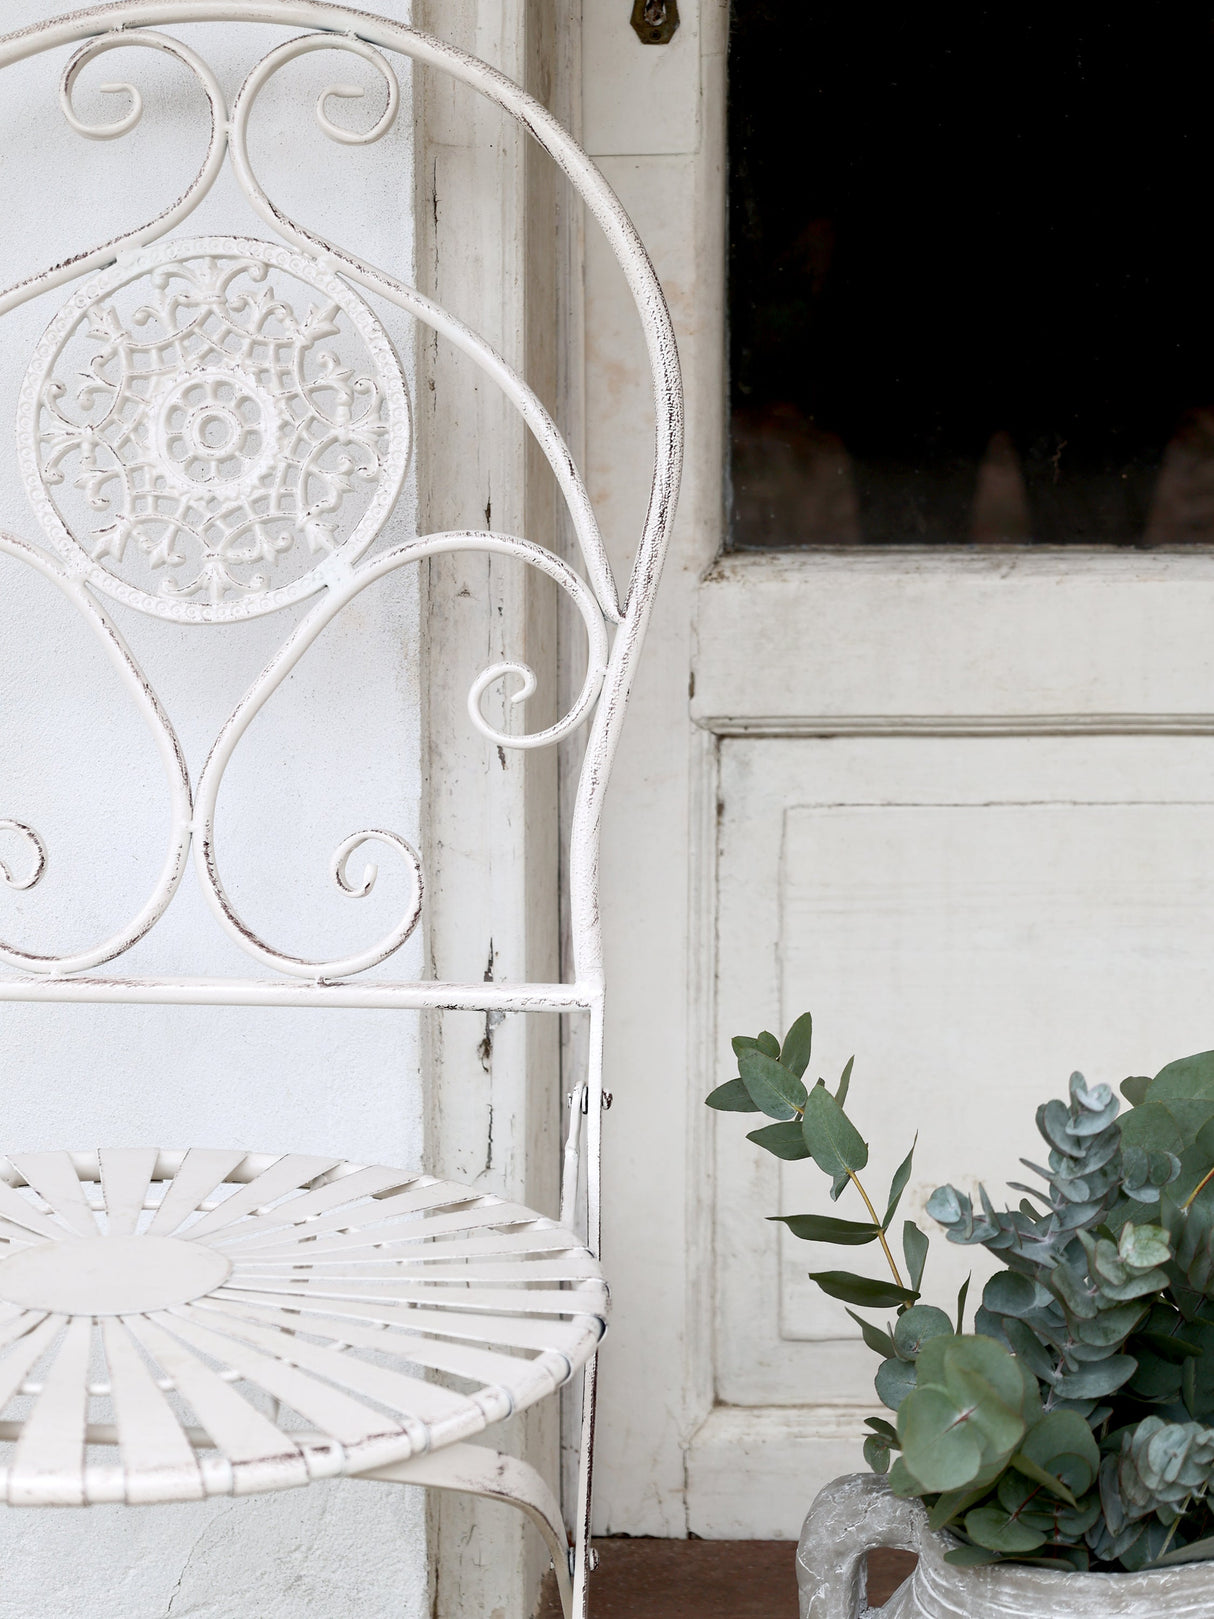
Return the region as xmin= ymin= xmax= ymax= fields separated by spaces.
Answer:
xmin=715 ymin=734 xmax=1214 ymax=1410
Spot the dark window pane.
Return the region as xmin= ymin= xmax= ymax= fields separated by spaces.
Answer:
xmin=729 ymin=6 xmax=1214 ymax=546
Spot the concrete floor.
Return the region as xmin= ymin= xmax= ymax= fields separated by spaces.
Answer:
xmin=537 ymin=1540 xmax=918 ymax=1616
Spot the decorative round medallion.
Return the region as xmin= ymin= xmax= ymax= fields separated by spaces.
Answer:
xmin=17 ymin=236 xmax=411 ymax=622
xmin=0 ymin=1234 xmax=230 ymax=1316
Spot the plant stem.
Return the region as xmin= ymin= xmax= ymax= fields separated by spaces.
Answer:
xmin=1182 ymin=1166 xmax=1214 ymax=1212
xmin=848 ymin=1169 xmax=907 ymax=1289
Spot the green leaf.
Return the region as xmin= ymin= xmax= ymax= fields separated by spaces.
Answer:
xmin=1143 ymin=1052 xmax=1214 ymax=1147
xmin=737 ymin=1049 xmax=807 ymax=1121
xmin=1137 ymin=1328 xmax=1202 ymax=1363
xmin=1146 ymin=1533 xmax=1214 ymax=1569
xmin=903 ymin=1221 xmax=929 ymax=1292
xmin=883 ymin=1138 xmax=916 ymax=1229
xmin=886 ymin=1455 xmax=926 ymax=1498
xmin=1118 ymin=1101 xmax=1186 ymax=1157
xmin=705 ymin=1078 xmax=760 ymax=1112
xmin=745 ymin=1121 xmax=810 ymax=1160
xmin=1008 ymin=1451 xmax=1078 ymax=1508
xmin=875 ymin=1355 xmax=917 ymax=1410
xmin=769 ymin=1214 xmax=879 ymax=1245
xmin=941 ymin=1336 xmax=1027 ymax=1416
xmin=893 ymin=1305 xmax=953 ymax=1361
xmin=756 ymin=1030 xmax=781 ymax=1059
xmin=1052 ymin=1357 xmax=1137 ymax=1399
xmin=927 ymin=1484 xmax=990 ymax=1532
xmin=802 ymin=1081 xmax=868 ymax=1179
xmin=808 ymin=1271 xmax=918 ymax=1308
xmin=982 ymin=1270 xmax=1038 ymax=1319
xmin=846 ymin=1308 xmax=895 ymax=1358
xmin=1121 ymin=1075 xmax=1151 ymax=1107
xmin=1118 ymin=1221 xmax=1170 ymax=1268
xmin=864 ymin=1416 xmax=898 ymax=1441
xmin=898 ymin=1338 xmax=1028 ymax=1487
xmin=898 ymin=1387 xmax=986 ymax=1490
xmin=955 ymin=1275 xmax=970 ymax=1335
xmin=779 ymin=1012 xmax=813 ymax=1079
xmin=964 ymin=1506 xmax=1046 ymax=1555
xmin=943 ymin=1545 xmax=1001 ymax=1568
xmin=1020 ymin=1409 xmax=1099 ymax=1487
xmin=835 ymin=1056 xmax=854 ymax=1108
xmin=863 ymin=1434 xmax=890 ymax=1472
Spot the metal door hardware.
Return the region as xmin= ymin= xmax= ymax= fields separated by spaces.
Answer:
xmin=631 ymin=0 xmax=680 ymax=45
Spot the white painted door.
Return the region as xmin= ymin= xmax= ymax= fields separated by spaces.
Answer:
xmin=581 ymin=0 xmax=1214 ymax=1545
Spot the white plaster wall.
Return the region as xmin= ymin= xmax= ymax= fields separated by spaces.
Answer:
xmin=0 ymin=6 xmax=429 ymax=1614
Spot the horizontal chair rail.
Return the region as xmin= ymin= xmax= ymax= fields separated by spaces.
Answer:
xmin=0 ymin=977 xmax=599 ymax=1011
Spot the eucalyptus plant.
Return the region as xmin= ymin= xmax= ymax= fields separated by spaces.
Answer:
xmin=708 ymin=1017 xmax=1214 ymax=1572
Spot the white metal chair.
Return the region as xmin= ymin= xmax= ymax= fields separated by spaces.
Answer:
xmin=0 ymin=7 xmax=682 ymax=1615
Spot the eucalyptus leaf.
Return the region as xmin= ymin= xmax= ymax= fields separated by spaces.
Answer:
xmin=927 ymin=1484 xmax=990 ymax=1532
xmin=898 ymin=1385 xmax=986 ymax=1489
xmin=809 ymin=1271 xmax=918 ymax=1308
xmin=955 ymin=1275 xmax=970 ymax=1335
xmin=1142 ymin=1051 xmax=1214 ymax=1146
xmin=745 ymin=1121 xmax=810 ymax=1160
xmin=892 ymin=1305 xmax=952 ymax=1361
xmin=903 ymin=1221 xmax=929 ymax=1292
xmin=802 ymin=1081 xmax=869 ymax=1180
xmin=883 ymin=1138 xmax=916 ymax=1229
xmin=738 ymin=1049 xmax=807 ymax=1121
xmin=982 ymin=1271 xmax=1038 ymax=1319
xmin=1008 ymin=1450 xmax=1078 ymax=1507
xmin=887 ymin=1456 xmax=926 ymax=1498
xmin=769 ymin=1213 xmax=879 ymax=1245
xmin=1052 ymin=1357 xmax=1137 ymax=1399
xmin=1121 ymin=1075 xmax=1151 ymax=1107
xmin=863 ymin=1434 xmax=890 ymax=1472
xmin=846 ymin=1308 xmax=895 ymax=1359
xmin=1145 ymin=1533 xmax=1214 ymax=1569
xmin=964 ymin=1506 xmax=1046 ymax=1555
xmin=836 ymin=1055 xmax=854 ymax=1108
xmin=864 ymin=1416 xmax=898 ymax=1442
xmin=943 ymin=1546 xmax=1002 ymax=1568
xmin=705 ymin=1078 xmax=760 ymax=1112
xmin=756 ymin=1031 xmax=781 ymax=1059
xmin=779 ymin=1011 xmax=813 ymax=1079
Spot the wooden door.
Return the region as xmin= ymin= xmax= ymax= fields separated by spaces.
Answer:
xmin=582 ymin=0 xmax=1214 ymax=1544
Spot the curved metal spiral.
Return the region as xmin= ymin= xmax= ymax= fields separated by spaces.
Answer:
xmin=0 ymin=533 xmax=193 ymax=976
xmin=0 ymin=822 xmax=47 ymax=893
xmin=0 ymin=32 xmax=227 ymax=319
xmin=193 ymin=530 xmax=606 ymax=979
xmin=227 ymin=33 xmax=624 ymax=626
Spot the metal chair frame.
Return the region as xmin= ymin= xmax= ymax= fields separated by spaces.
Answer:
xmin=0 ymin=7 xmax=683 ymax=1615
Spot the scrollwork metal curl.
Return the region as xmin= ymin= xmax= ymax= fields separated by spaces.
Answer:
xmin=0 ymin=531 xmax=193 ymax=976
xmin=0 ymin=32 xmax=228 ymax=319
xmin=0 ymin=823 xmax=48 ymax=893
xmin=192 ymin=528 xmax=607 ymax=979
xmin=332 ymin=829 xmax=422 ymax=919
xmin=312 ymin=47 xmax=400 ymax=146
xmin=228 ymin=33 xmax=624 ymax=626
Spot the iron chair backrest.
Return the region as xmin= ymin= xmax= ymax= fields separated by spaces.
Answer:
xmin=0 ymin=4 xmax=683 ymax=1168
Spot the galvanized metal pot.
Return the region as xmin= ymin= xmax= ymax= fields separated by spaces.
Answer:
xmin=797 ymin=1472 xmax=1214 ymax=1618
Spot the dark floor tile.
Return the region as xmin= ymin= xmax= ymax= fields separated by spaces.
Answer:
xmin=535 ymin=1539 xmax=918 ymax=1616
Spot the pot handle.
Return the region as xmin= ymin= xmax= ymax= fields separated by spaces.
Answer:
xmin=796 ymin=1473 xmax=927 ymax=1619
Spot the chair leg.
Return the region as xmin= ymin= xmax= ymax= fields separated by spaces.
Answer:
xmin=569 ymin=1353 xmax=598 ymax=1619
xmin=361 ymin=1441 xmax=575 ymax=1619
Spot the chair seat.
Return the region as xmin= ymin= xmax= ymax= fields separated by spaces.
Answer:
xmin=0 ymin=1149 xmax=607 ymax=1507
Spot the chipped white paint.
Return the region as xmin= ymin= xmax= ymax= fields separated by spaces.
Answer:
xmin=0 ymin=5 xmax=682 ymax=1616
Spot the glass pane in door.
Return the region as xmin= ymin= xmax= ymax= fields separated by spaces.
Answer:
xmin=730 ymin=7 xmax=1214 ymax=546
